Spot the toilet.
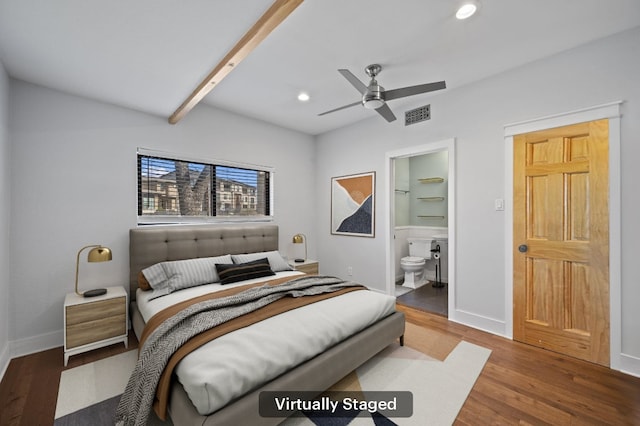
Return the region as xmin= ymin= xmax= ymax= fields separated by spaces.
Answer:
xmin=400 ymin=238 xmax=433 ymax=289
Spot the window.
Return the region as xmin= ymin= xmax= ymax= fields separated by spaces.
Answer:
xmin=137 ymin=149 xmax=272 ymax=223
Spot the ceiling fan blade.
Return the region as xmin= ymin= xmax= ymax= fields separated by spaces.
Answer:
xmin=375 ymin=103 xmax=396 ymax=122
xmin=384 ymin=81 xmax=446 ymax=101
xmin=338 ymin=69 xmax=368 ymax=94
xmin=318 ymin=100 xmax=362 ymax=116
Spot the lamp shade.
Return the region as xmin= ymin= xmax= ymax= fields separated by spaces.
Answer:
xmin=292 ymin=233 xmax=307 ymax=262
xmin=75 ymin=244 xmax=112 ymax=297
xmin=87 ymin=246 xmax=112 ymax=262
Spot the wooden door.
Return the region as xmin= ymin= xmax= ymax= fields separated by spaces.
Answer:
xmin=513 ymin=119 xmax=609 ymax=366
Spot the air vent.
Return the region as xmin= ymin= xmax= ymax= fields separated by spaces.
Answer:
xmin=405 ymin=104 xmax=431 ymax=126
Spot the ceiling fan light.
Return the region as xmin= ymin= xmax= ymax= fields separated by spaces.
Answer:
xmin=363 ymin=84 xmax=385 ymax=110
xmin=363 ymin=98 xmax=384 ymax=110
xmin=456 ymin=2 xmax=478 ymax=19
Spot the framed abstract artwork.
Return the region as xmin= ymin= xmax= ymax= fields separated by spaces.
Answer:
xmin=331 ymin=171 xmax=375 ymax=237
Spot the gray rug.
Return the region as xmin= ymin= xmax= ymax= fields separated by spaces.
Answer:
xmin=54 ymin=395 xmax=171 ymax=426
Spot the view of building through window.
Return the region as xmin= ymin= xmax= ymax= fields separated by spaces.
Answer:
xmin=138 ymin=154 xmax=270 ymax=219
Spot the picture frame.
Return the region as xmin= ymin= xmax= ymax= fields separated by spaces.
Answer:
xmin=331 ymin=171 xmax=375 ymax=237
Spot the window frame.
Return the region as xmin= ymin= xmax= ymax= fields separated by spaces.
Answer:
xmin=137 ymin=148 xmax=275 ymax=225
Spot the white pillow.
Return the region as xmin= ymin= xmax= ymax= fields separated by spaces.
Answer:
xmin=231 ymin=251 xmax=292 ymax=272
xmin=142 ymin=255 xmax=233 ymax=299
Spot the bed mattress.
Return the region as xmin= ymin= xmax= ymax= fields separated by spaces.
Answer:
xmin=135 ymin=272 xmax=397 ymax=416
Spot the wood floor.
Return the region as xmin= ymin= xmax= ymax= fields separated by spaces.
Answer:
xmin=1 ymin=308 xmax=639 ymax=425
xmin=397 ymin=304 xmax=640 ymax=425
xmin=0 ymin=334 xmax=138 ymax=426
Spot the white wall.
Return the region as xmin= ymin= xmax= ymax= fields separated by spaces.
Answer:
xmin=316 ymin=27 xmax=640 ymax=369
xmin=4 ymin=27 xmax=639 ymax=376
xmin=8 ymin=81 xmax=316 ymax=355
xmin=0 ymin=61 xmax=10 ymax=375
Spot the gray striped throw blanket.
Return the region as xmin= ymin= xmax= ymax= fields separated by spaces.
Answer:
xmin=115 ymin=275 xmax=363 ymax=426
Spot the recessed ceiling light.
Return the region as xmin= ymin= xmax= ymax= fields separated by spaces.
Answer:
xmin=297 ymin=92 xmax=310 ymax=102
xmin=456 ymin=2 xmax=478 ymax=20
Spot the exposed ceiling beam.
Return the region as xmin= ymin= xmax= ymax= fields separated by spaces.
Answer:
xmin=168 ymin=0 xmax=303 ymax=124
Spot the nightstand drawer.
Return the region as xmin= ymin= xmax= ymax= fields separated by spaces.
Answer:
xmin=294 ymin=262 xmax=318 ymax=275
xmin=66 ymin=314 xmax=127 ymax=349
xmin=66 ymin=296 xmax=126 ymax=326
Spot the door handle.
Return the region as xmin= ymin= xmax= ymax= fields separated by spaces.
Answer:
xmin=518 ymin=244 xmax=528 ymax=253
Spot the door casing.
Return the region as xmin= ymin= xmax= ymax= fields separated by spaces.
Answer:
xmin=385 ymin=138 xmax=456 ymax=319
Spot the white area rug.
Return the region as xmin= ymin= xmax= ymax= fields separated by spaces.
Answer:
xmin=282 ymin=340 xmax=491 ymax=425
xmin=55 ymin=350 xmax=137 ymax=419
xmin=55 ymin=340 xmax=490 ymax=425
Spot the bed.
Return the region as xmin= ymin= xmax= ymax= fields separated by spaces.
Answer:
xmin=126 ymin=223 xmax=405 ymax=426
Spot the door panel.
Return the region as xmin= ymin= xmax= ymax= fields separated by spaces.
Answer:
xmin=514 ymin=119 xmax=609 ymax=366
xmin=568 ymin=173 xmax=589 ymax=241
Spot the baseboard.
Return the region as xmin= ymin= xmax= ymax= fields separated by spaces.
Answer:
xmin=452 ymin=309 xmax=640 ymax=378
xmin=449 ymin=308 xmax=508 ymax=338
xmin=0 ymin=342 xmax=9 ymax=383
xmin=10 ymin=329 xmax=63 ymax=359
xmin=0 ymin=331 xmax=63 ymax=382
xmin=620 ymin=353 xmax=640 ymax=378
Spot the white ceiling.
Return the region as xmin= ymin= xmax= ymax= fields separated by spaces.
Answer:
xmin=1 ymin=0 xmax=639 ymax=135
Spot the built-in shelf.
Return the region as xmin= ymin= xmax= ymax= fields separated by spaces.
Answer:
xmin=417 ymin=177 xmax=445 ymax=220
xmin=418 ymin=177 xmax=444 ymax=184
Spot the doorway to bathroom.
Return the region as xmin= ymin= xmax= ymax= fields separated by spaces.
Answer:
xmin=385 ymin=139 xmax=455 ymax=318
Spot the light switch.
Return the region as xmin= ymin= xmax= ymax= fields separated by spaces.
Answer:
xmin=495 ymin=198 xmax=504 ymax=211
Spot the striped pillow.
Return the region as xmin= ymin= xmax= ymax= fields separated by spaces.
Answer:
xmin=216 ymin=258 xmax=275 ymax=285
xmin=142 ymin=255 xmax=233 ymax=299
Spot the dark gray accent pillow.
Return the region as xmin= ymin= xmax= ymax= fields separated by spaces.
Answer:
xmin=231 ymin=251 xmax=293 ymax=272
xmin=216 ymin=258 xmax=275 ymax=285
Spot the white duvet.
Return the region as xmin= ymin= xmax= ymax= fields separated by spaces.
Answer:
xmin=136 ymin=272 xmax=396 ymax=416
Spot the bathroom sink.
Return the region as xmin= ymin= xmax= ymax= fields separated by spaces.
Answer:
xmin=433 ymin=233 xmax=448 ymax=240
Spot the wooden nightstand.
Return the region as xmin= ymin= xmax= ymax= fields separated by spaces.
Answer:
xmin=289 ymin=259 xmax=319 ymax=275
xmin=63 ymin=286 xmax=128 ymax=366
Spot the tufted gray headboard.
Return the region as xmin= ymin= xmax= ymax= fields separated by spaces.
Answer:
xmin=129 ymin=224 xmax=279 ymax=301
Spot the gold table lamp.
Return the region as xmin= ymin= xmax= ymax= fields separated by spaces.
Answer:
xmin=75 ymin=245 xmax=112 ymax=297
xmin=292 ymin=233 xmax=307 ymax=263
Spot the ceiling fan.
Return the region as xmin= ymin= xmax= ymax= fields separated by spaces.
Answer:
xmin=318 ymin=64 xmax=446 ymax=122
